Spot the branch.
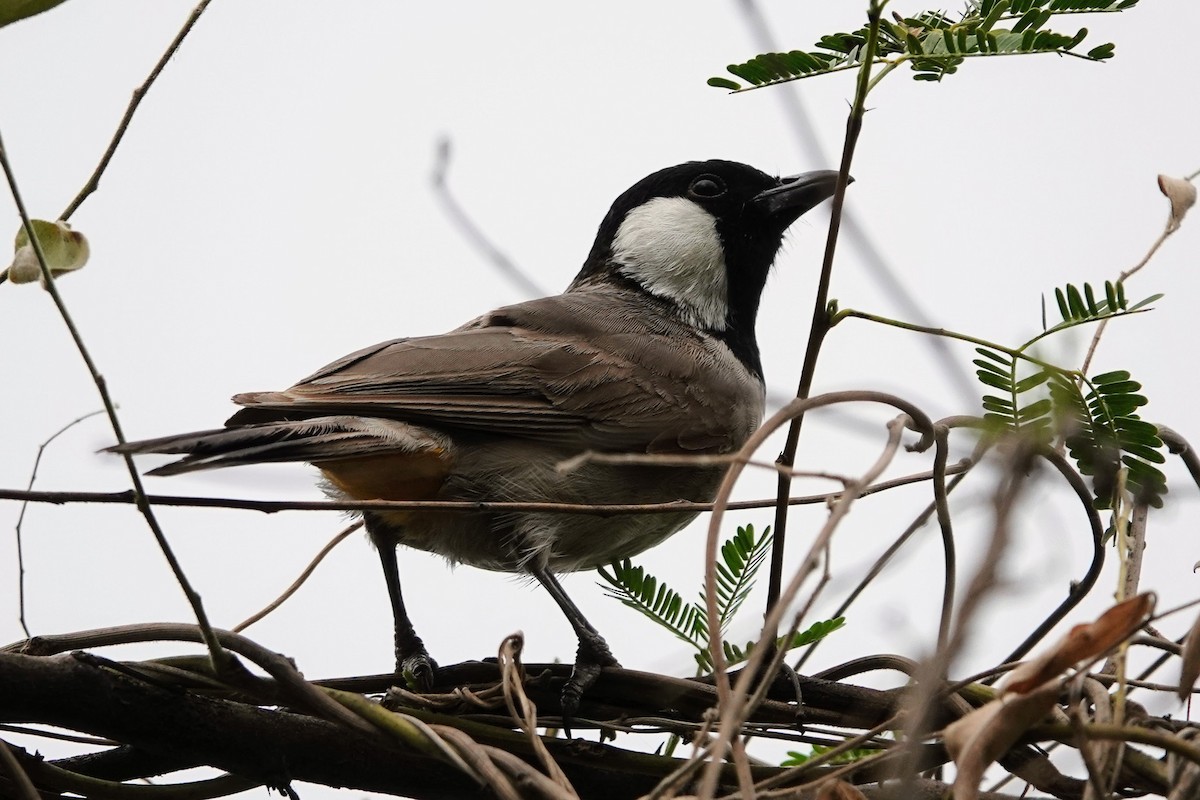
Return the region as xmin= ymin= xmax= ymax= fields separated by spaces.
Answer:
xmin=0 ymin=460 xmax=973 ymax=515
xmin=58 ymin=0 xmax=214 ymax=221
xmin=430 ymin=137 xmax=546 ymax=298
xmin=766 ymin=0 xmax=882 ymax=630
xmin=13 ymin=408 xmax=105 ymax=638
xmin=0 ymin=128 xmax=231 ymax=675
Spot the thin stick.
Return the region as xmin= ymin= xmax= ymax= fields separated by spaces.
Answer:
xmin=0 ymin=460 xmax=973 ymax=516
xmin=699 ymin=390 xmax=933 ymax=798
xmin=58 ymin=0 xmax=214 ymax=221
xmin=765 ymin=0 xmax=882 ymax=626
xmin=233 ymin=521 xmax=362 ymax=632
xmin=13 ymin=409 xmax=106 ymax=638
xmin=0 ymin=130 xmax=232 ymax=675
xmin=733 ymin=0 xmax=975 ymax=404
xmin=430 ymin=137 xmax=546 ymax=298
xmin=1078 ymin=172 xmax=1196 ymax=377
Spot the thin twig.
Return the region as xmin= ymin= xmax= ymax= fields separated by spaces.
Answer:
xmin=793 ymin=462 xmax=980 ymax=673
xmin=733 ymin=0 xmax=975 ymax=405
xmin=430 ymin=137 xmax=546 ymax=298
xmin=556 ymin=450 xmax=853 ymax=484
xmin=765 ymin=0 xmax=882 ymax=631
xmin=58 ymin=0 xmax=214 ymax=221
xmin=0 ymin=724 xmax=113 ymax=747
xmin=896 ymin=438 xmax=1035 ymax=787
xmin=0 ymin=460 xmax=973 ymax=516
xmin=700 ymin=394 xmax=932 ymax=799
xmin=0 ymin=130 xmax=231 ymax=674
xmin=1158 ymin=424 xmax=1200 ymax=490
xmin=995 ymin=448 xmax=1107 ymax=668
xmin=13 ymin=408 xmax=106 ymax=638
xmin=930 ymin=425 xmax=956 ymax=651
xmin=1075 ymin=172 xmax=1195 ymax=379
xmin=233 ymin=520 xmax=362 ymax=632
xmin=497 ymin=634 xmax=576 ymax=796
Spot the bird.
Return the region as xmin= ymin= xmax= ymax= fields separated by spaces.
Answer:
xmin=111 ymin=159 xmax=842 ymax=717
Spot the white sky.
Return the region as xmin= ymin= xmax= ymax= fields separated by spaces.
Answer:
xmin=2 ymin=2 xmax=1199 ymax=797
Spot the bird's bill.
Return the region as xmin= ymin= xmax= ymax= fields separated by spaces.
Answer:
xmin=750 ymin=169 xmax=847 ymax=219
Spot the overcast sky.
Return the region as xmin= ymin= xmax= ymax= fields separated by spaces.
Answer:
xmin=2 ymin=2 xmax=1199 ymax=797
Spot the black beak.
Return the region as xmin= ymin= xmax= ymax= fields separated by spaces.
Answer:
xmin=751 ymin=169 xmax=848 ymax=219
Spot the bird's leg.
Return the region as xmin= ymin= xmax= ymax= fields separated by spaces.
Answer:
xmin=531 ymin=564 xmax=620 ymax=724
xmin=369 ymin=521 xmax=438 ymax=690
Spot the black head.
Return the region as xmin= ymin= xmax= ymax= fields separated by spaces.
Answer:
xmin=570 ymin=160 xmax=841 ymax=376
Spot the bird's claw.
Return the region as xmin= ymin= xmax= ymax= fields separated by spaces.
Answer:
xmin=396 ymin=648 xmax=439 ymax=692
xmin=561 ymin=630 xmax=620 ymax=732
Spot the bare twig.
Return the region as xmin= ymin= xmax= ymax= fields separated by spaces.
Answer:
xmin=930 ymin=425 xmax=956 ymax=651
xmin=1078 ymin=172 xmax=1196 ymax=378
xmin=0 ymin=129 xmax=231 ymax=675
xmin=13 ymin=408 xmax=105 ymax=638
xmin=431 ymin=137 xmax=547 ymax=298
xmin=0 ymin=460 xmax=972 ymax=516
xmin=233 ymin=520 xmax=362 ymax=633
xmin=0 ymin=724 xmax=112 ymax=747
xmin=700 ymin=391 xmax=933 ymax=799
xmin=765 ymin=0 xmax=882 ymax=633
xmin=794 ymin=460 xmax=980 ymax=672
xmin=1158 ymin=424 xmax=1200 ymax=492
xmin=733 ymin=0 xmax=975 ymax=404
xmin=58 ymin=0 xmax=214 ymax=221
xmin=996 ymin=448 xmax=1107 ymax=667
xmin=556 ymin=450 xmax=853 ymax=484
xmin=498 ymin=634 xmax=576 ymax=796
xmin=896 ymin=438 xmax=1036 ymax=788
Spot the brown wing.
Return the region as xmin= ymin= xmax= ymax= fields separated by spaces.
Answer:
xmin=229 ymin=286 xmax=763 ymax=454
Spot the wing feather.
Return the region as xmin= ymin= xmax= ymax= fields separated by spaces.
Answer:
xmin=229 ymin=287 xmax=763 ymax=453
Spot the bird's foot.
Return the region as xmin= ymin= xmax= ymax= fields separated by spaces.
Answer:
xmin=560 ymin=629 xmax=620 ymax=733
xmin=395 ymin=646 xmax=439 ymax=692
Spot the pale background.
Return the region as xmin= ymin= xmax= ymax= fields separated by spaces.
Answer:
xmin=2 ymin=2 xmax=1198 ymax=797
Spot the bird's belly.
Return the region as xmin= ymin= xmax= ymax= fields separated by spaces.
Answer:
xmin=365 ymin=457 xmax=727 ymax=574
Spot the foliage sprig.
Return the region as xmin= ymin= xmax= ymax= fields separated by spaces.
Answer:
xmin=598 ymin=525 xmax=845 ymax=673
xmin=709 ymin=0 xmax=1138 ymax=90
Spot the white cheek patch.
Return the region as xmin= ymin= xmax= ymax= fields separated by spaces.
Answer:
xmin=612 ymin=196 xmax=728 ymax=331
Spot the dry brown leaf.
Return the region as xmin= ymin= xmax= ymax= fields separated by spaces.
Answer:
xmin=945 ymin=680 xmax=1060 ymax=800
xmin=1005 ymin=593 xmax=1154 ymax=694
xmin=1158 ymin=174 xmax=1197 ymax=233
xmin=1177 ymin=610 xmax=1200 ymax=702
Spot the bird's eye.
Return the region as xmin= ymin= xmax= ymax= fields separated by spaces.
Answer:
xmin=689 ymin=175 xmax=726 ymax=198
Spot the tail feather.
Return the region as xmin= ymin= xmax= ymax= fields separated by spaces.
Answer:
xmin=109 ymin=416 xmax=448 ymax=476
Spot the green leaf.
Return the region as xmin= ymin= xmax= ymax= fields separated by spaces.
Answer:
xmin=0 ymin=0 xmax=70 ymax=28
xmin=973 ymin=358 xmax=1008 ymax=377
xmin=1125 ymin=293 xmax=1163 ymax=313
xmin=975 ymin=347 xmax=1010 ymax=365
xmin=976 ymin=371 xmax=1013 ymax=391
xmin=707 ymin=77 xmax=741 ymax=90
xmin=1013 ymin=371 xmax=1051 ymax=393
xmin=1104 ymin=280 xmax=1119 ymax=312
xmin=981 ymin=0 xmax=1010 ymax=31
xmin=1066 ymin=283 xmax=1087 ymax=318
xmin=1055 ymin=287 xmax=1071 ymax=320
xmin=7 ymin=219 xmax=91 ymax=285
